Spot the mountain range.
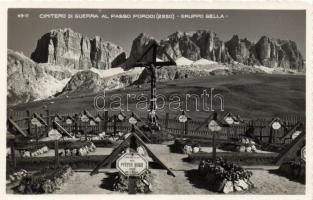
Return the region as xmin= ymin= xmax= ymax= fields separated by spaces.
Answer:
xmin=7 ymin=28 xmax=305 ymax=106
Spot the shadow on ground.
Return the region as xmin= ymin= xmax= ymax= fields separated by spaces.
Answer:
xmin=184 ymin=169 xmax=212 ymax=191
xmin=268 ymin=169 xmax=305 ymax=184
xmin=182 ymin=156 xmax=197 ymax=164
xmin=167 ymin=143 xmax=183 ymax=154
xmin=99 ymin=172 xmax=118 ymax=191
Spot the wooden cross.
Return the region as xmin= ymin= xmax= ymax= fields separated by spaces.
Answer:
xmin=126 ymin=41 xmax=176 ymax=129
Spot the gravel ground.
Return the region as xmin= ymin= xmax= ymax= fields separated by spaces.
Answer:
xmin=54 ymin=168 xmax=304 ymax=194
xmin=8 ymin=143 xmax=305 ymax=194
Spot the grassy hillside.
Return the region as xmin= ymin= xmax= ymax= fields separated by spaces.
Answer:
xmin=10 ymin=74 xmax=305 ymax=120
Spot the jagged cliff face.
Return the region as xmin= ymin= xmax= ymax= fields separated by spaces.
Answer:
xmin=7 ymin=49 xmax=72 ymax=106
xmin=31 ymin=28 xmax=126 ymax=70
xmin=254 ymin=36 xmax=304 ymax=71
xmin=125 ymin=31 xmax=305 ymax=72
xmin=225 ymin=35 xmax=255 ymax=65
xmin=158 ymin=31 xmax=231 ymax=62
xmin=123 ymin=33 xmax=156 ymax=69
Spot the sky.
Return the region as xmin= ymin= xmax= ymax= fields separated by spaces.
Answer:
xmin=8 ymin=9 xmax=306 ymax=58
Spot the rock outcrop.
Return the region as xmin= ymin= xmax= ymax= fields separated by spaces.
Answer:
xmin=31 ymin=28 xmax=126 ymax=70
xmin=159 ymin=31 xmax=201 ymax=61
xmin=7 ymin=49 xmax=71 ymax=105
xmin=225 ymin=35 xmax=255 ymax=65
xmin=123 ymin=33 xmax=156 ymax=69
xmin=59 ymin=68 xmax=143 ymax=96
xmin=125 ymin=31 xmax=305 ymax=72
xmin=158 ymin=31 xmax=231 ymax=63
xmin=255 ymin=36 xmax=304 ymax=71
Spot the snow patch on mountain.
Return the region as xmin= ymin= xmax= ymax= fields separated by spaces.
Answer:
xmin=33 ymin=77 xmax=71 ymax=101
xmin=90 ymin=67 xmax=145 ymax=79
xmin=90 ymin=67 xmax=125 ymax=78
xmin=192 ymin=58 xmax=217 ymax=66
xmin=253 ymin=65 xmax=275 ymax=74
xmin=175 ymin=57 xmax=194 ymax=66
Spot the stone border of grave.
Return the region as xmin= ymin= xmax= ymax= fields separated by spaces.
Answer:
xmin=219 ymin=137 xmax=260 ymax=153
xmin=113 ymin=169 xmax=153 ymax=193
xmin=60 ymin=141 xmax=96 ymax=157
xmin=14 ymin=165 xmax=73 ymax=194
xmin=172 ymin=139 xmax=209 ymax=154
xmin=198 ymin=158 xmax=254 ymax=193
xmin=15 ymin=144 xmax=49 ymax=158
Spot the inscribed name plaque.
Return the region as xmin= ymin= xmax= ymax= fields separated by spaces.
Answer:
xmin=48 ymin=129 xmax=62 ymax=140
xmin=31 ymin=117 xmax=43 ymax=127
xmin=272 ymin=121 xmax=281 ymax=130
xmin=116 ymin=152 xmax=148 ymax=177
xmin=95 ymin=117 xmax=101 ymax=122
xmin=90 ymin=120 xmax=96 ymax=126
xmin=208 ymin=120 xmax=222 ymax=132
xmin=81 ymin=114 xmax=89 ymax=122
xmin=65 ymin=118 xmax=73 ymax=125
xmin=225 ymin=116 xmax=234 ymax=125
xmin=118 ymin=114 xmax=125 ymax=121
xmin=128 ymin=117 xmax=137 ymax=125
xmin=178 ymin=115 xmax=188 ymax=123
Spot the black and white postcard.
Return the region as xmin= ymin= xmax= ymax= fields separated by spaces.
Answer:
xmin=1 ymin=0 xmax=312 ymax=199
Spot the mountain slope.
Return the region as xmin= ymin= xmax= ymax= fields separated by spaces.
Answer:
xmin=58 ymin=67 xmax=144 ymax=96
xmin=7 ymin=49 xmax=72 ymax=105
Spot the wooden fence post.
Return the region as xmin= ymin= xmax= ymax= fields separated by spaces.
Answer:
xmin=165 ymin=112 xmax=169 ymax=129
xmin=45 ymin=110 xmax=50 ymax=137
xmin=113 ymin=115 xmax=117 ymax=137
xmin=10 ymin=141 xmax=16 ymax=168
xmin=269 ymin=127 xmax=273 ymax=144
xmin=185 ymin=120 xmax=189 ymax=135
xmin=26 ymin=110 xmax=31 ymax=135
xmin=35 ymin=125 xmax=39 ymax=143
xmin=46 ymin=109 xmax=50 ymax=127
xmin=55 ymin=140 xmax=60 ymax=168
xmin=85 ymin=122 xmax=88 ymax=141
xmin=104 ymin=110 xmax=109 ymax=132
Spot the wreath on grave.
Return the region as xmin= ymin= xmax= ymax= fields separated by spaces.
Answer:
xmin=113 ymin=170 xmax=153 ymax=193
xmin=198 ymin=157 xmax=254 ymax=193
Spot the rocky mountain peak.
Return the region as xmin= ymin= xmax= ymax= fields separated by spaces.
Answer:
xmin=123 ymin=33 xmax=157 ymax=69
xmin=31 ymin=28 xmax=126 ymax=70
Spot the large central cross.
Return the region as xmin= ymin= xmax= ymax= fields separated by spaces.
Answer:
xmin=126 ymin=41 xmax=176 ymax=129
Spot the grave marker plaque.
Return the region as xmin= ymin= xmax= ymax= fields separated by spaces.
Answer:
xmin=272 ymin=121 xmax=281 ymax=130
xmin=31 ymin=117 xmax=43 ymax=127
xmin=116 ymin=152 xmax=148 ymax=177
xmin=225 ymin=116 xmax=234 ymax=125
xmin=178 ymin=115 xmax=188 ymax=123
xmin=128 ymin=117 xmax=137 ymax=125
